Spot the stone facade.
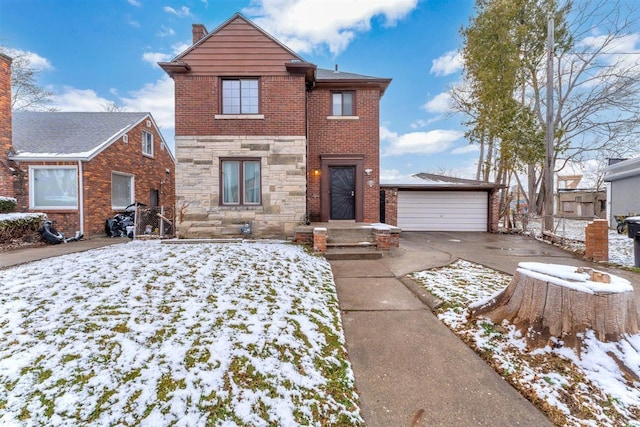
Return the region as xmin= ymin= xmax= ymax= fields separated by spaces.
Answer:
xmin=176 ymin=135 xmax=306 ymax=239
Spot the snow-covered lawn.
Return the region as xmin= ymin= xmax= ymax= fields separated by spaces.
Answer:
xmin=0 ymin=241 xmax=362 ymax=426
xmin=411 ymin=260 xmax=640 ymax=427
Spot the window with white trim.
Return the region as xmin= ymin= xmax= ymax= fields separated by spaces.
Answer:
xmin=112 ymin=173 xmax=134 ymax=209
xmin=29 ymin=166 xmax=78 ymax=209
xmin=332 ymin=91 xmax=354 ymax=116
xmin=142 ymin=131 xmax=153 ymax=157
xmin=222 ymin=79 xmax=259 ymax=114
xmin=221 ymin=159 xmax=261 ymax=205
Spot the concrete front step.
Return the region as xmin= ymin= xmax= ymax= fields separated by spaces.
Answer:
xmin=326 ymin=227 xmax=376 ymax=244
xmin=325 ymin=247 xmax=382 ymax=260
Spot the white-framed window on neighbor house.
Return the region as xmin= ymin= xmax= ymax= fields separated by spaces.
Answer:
xmin=112 ymin=172 xmax=134 ymax=210
xmin=332 ymin=91 xmax=354 ymax=116
xmin=29 ymin=166 xmax=78 ymax=209
xmin=221 ymin=159 xmax=261 ymax=205
xmin=142 ymin=130 xmax=153 ymax=157
xmin=222 ymin=78 xmax=259 ymax=114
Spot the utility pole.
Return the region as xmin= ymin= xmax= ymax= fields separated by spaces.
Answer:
xmin=544 ymin=17 xmax=555 ymax=232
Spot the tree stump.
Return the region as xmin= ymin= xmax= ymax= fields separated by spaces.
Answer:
xmin=469 ymin=262 xmax=639 ymax=349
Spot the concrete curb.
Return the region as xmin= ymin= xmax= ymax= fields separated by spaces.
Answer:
xmin=398 ymin=275 xmax=443 ymax=310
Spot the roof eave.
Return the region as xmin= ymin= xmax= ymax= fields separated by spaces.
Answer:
xmin=315 ymin=78 xmax=392 ymax=95
xmin=158 ymin=61 xmax=191 ymax=76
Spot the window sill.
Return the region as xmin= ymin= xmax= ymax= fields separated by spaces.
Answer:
xmin=30 ymin=208 xmax=78 ymax=212
xmin=218 ymin=205 xmax=263 ymax=211
xmin=142 ymin=153 xmax=154 ymax=159
xmin=215 ymin=114 xmax=265 ymax=120
xmin=327 ymin=115 xmax=359 ymax=120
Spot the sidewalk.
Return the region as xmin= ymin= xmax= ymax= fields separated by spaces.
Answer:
xmin=0 ymin=237 xmax=125 ymax=269
xmin=330 ymin=231 xmax=640 ymax=426
xmin=329 ymin=250 xmax=553 ymax=426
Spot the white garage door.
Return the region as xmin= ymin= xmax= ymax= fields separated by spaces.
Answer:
xmin=397 ymin=191 xmax=488 ymax=231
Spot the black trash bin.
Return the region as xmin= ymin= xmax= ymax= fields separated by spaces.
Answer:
xmin=626 ymin=216 xmax=640 ymax=238
xmin=626 ymin=216 xmax=640 ymax=267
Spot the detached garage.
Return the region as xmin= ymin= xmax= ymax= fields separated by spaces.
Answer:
xmin=381 ymin=173 xmax=503 ymax=232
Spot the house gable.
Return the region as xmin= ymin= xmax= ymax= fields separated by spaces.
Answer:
xmin=172 ymin=14 xmax=304 ymax=77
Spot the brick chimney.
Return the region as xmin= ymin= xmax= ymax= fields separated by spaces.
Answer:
xmin=192 ymin=24 xmax=208 ymax=44
xmin=0 ymin=52 xmax=14 ymax=197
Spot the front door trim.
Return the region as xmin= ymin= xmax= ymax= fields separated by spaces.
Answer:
xmin=319 ymin=154 xmax=364 ymax=222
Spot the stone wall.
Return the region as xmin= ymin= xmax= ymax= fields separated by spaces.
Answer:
xmin=175 ymin=135 xmax=306 ymax=239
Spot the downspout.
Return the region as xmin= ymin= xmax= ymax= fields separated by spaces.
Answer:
xmin=78 ymin=160 xmax=84 ymax=235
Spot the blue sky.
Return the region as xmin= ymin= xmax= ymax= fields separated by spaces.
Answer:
xmin=2 ymin=0 xmax=487 ymax=178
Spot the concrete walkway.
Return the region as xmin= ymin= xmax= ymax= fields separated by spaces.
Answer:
xmin=329 ymin=231 xmax=640 ymax=427
xmin=0 ymin=237 xmax=125 ymax=269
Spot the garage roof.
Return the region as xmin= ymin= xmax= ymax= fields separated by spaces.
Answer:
xmin=380 ymin=173 xmax=503 ymax=191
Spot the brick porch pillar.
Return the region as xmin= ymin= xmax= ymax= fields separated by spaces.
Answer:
xmin=313 ymin=227 xmax=327 ymax=253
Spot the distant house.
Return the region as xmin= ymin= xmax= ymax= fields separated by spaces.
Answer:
xmin=159 ymin=13 xmax=390 ymax=238
xmin=0 ymin=53 xmax=175 ymax=237
xmin=554 ymin=161 xmax=606 ymax=220
xmin=603 ymin=157 xmax=640 ymax=227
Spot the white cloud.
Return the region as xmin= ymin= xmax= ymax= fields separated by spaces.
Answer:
xmin=2 ymin=48 xmax=53 ymax=72
xmin=172 ymin=42 xmax=191 ymax=56
xmin=450 ymin=143 xmax=478 ymax=154
xmin=51 ymin=87 xmax=112 ymax=111
xmin=423 ymin=92 xmax=452 ymax=114
xmin=119 ymin=75 xmax=175 ymax=131
xmin=127 ymin=0 xmax=141 ymax=6
xmin=244 ymin=0 xmax=419 ymax=55
xmin=142 ymin=52 xmax=172 ymax=66
xmin=127 ymin=17 xmax=141 ymax=28
xmin=381 ymin=125 xmax=464 ymax=156
xmin=431 ymin=50 xmax=463 ymax=76
xmin=164 ymin=6 xmax=191 ymax=17
xmin=157 ymin=26 xmax=176 ymax=37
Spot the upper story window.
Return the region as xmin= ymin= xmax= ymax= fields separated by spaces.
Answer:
xmin=222 ymin=79 xmax=259 ymax=114
xmin=332 ymin=91 xmax=354 ymax=116
xmin=142 ymin=131 xmax=153 ymax=157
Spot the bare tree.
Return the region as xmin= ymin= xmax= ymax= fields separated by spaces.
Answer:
xmin=0 ymin=47 xmax=56 ymax=112
xmin=452 ymin=0 xmax=640 ymax=230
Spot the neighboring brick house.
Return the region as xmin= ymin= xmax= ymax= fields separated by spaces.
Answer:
xmin=0 ymin=53 xmax=176 ymax=238
xmin=159 ymin=13 xmax=390 ymax=238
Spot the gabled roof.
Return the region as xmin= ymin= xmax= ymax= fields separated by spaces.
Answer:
xmin=167 ymin=13 xmax=305 ymax=66
xmin=11 ymin=112 xmax=171 ymax=161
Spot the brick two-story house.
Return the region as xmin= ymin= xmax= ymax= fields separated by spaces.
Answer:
xmin=1 ymin=52 xmax=176 ymax=237
xmin=160 ymin=13 xmax=390 ymax=239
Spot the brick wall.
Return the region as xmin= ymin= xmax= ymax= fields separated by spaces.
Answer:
xmin=0 ymin=53 xmax=15 ymax=198
xmin=174 ymin=74 xmax=307 ymax=137
xmin=382 ymin=187 xmax=398 ymax=226
xmin=15 ymin=119 xmax=175 ymax=237
xmin=307 ymin=87 xmax=382 ymax=222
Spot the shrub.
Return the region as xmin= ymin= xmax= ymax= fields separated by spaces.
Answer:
xmin=0 ymin=213 xmax=45 ymax=243
xmin=0 ymin=196 xmax=17 ymax=213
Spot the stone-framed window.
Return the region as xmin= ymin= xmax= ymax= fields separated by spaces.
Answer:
xmin=220 ymin=158 xmax=261 ymax=205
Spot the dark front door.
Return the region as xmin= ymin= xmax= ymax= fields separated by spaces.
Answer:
xmin=330 ymin=166 xmax=356 ymax=220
